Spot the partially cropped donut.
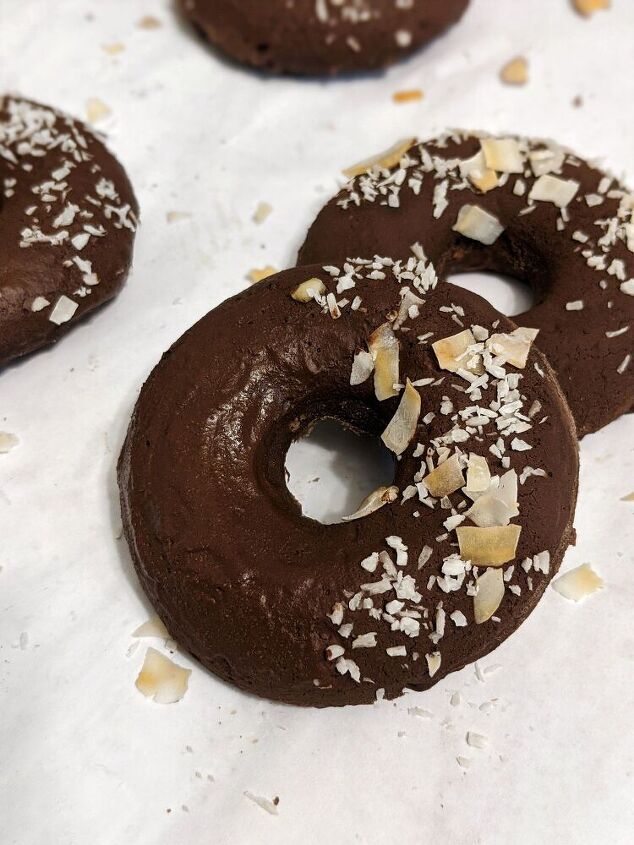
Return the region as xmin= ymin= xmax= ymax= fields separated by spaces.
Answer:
xmin=298 ymin=132 xmax=634 ymax=436
xmin=178 ymin=0 xmax=470 ymax=76
xmin=0 ymin=96 xmax=138 ymax=367
xmin=119 ymin=258 xmax=578 ymax=707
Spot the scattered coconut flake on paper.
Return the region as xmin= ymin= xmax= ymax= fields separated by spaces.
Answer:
xmin=166 ymin=211 xmax=191 ymax=223
xmin=466 ymin=731 xmax=488 ymax=749
xmin=552 ymin=565 xmax=603 ymax=602
xmin=135 ymin=647 xmax=191 ymax=704
xmin=137 ymin=15 xmax=162 ymax=29
xmin=572 ymin=0 xmax=610 ymax=17
xmin=500 ymin=56 xmax=529 ymax=86
xmin=621 ymin=492 xmax=634 ymax=502
xmin=0 ymin=432 xmax=19 ymax=454
xmin=85 ymin=97 xmax=111 ymax=124
xmin=393 ymin=89 xmax=424 ymax=104
xmin=253 ymin=202 xmax=273 ymax=224
xmin=243 ymin=792 xmax=279 ymax=816
xmin=132 ymin=616 xmax=170 ymax=640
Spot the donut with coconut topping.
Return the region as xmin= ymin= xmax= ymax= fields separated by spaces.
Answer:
xmin=178 ymin=0 xmax=469 ymax=76
xmin=0 ymin=96 xmax=138 ymax=367
xmin=298 ymin=132 xmax=634 ymax=436
xmin=119 ymin=257 xmax=578 ymax=707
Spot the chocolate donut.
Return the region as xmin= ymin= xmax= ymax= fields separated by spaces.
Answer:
xmin=119 ymin=258 xmax=578 ymax=707
xmin=298 ymin=132 xmax=634 ymax=436
xmin=178 ymin=0 xmax=469 ymax=76
xmin=0 ymin=96 xmax=138 ymax=367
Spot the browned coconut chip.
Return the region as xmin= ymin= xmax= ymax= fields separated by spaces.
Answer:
xmin=500 ymin=57 xmax=529 ymax=86
xmin=474 ymin=568 xmax=505 ymax=623
xmin=424 ymin=453 xmax=465 ymax=498
xmin=456 ymin=525 xmax=522 ymax=567
xmin=248 ymin=266 xmax=277 ymax=284
xmin=572 ymin=0 xmax=610 ymax=17
xmin=341 ymin=485 xmax=399 ymax=522
xmin=291 ymin=278 xmax=326 ymax=302
xmin=552 ymin=564 xmax=603 ymax=601
xmin=381 ymin=379 xmax=421 ymax=455
xmin=343 ymin=138 xmax=416 ymax=180
xmin=369 ymin=323 xmax=400 ymax=400
xmin=432 ymin=329 xmax=484 ymax=375
xmin=135 ymin=648 xmax=191 ymax=704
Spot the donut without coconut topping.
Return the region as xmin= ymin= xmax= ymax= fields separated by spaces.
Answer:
xmin=119 ymin=259 xmax=578 ymax=707
xmin=298 ymin=131 xmax=634 ymax=437
xmin=0 ymin=96 xmax=138 ymax=367
xmin=178 ymin=0 xmax=469 ymax=76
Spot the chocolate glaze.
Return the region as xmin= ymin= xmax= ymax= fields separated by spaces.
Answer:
xmin=119 ymin=263 xmax=578 ymax=707
xmin=0 ymin=96 xmax=138 ymax=368
xmin=178 ymin=0 xmax=469 ymax=76
xmin=298 ymin=132 xmax=634 ymax=436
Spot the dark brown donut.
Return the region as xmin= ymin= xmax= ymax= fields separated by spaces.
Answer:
xmin=298 ymin=132 xmax=634 ymax=437
xmin=0 ymin=96 xmax=138 ymax=367
xmin=119 ymin=259 xmax=578 ymax=707
xmin=178 ymin=0 xmax=469 ymax=76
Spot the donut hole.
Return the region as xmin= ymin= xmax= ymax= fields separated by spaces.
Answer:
xmin=285 ymin=419 xmax=395 ymax=525
xmin=447 ymin=270 xmax=534 ymax=318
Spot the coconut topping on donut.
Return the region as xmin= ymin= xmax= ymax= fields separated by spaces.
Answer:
xmin=0 ymin=96 xmax=137 ymax=330
xmin=288 ymin=256 xmax=561 ymax=689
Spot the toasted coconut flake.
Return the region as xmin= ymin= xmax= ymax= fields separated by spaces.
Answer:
xmin=552 ymin=564 xmax=603 ymax=601
xmin=0 ymin=432 xmax=19 ymax=454
xmin=466 ymin=495 xmax=513 ymax=528
xmin=253 ymin=201 xmax=272 ymax=224
xmin=137 ymin=14 xmax=162 ymax=28
xmin=469 ymin=168 xmax=499 ymax=193
xmin=343 ymin=138 xmax=416 ymax=179
xmin=433 ymin=329 xmax=483 ymax=374
xmin=481 ymin=138 xmax=525 ymax=173
xmin=496 ymin=470 xmax=519 ymax=516
xmin=369 ymin=323 xmax=400 ymax=400
xmin=248 ymin=266 xmax=277 ymax=284
xmin=487 ymin=326 xmax=539 ymax=368
xmin=381 ymin=379 xmax=421 ymax=456
xmin=132 ymin=616 xmax=170 ymax=640
xmin=135 ymin=648 xmax=191 ymax=704
xmin=465 ymin=454 xmax=491 ymax=493
xmin=529 ymin=174 xmax=579 ymax=208
xmin=102 ymin=42 xmax=125 ymax=55
xmin=424 ymin=453 xmax=465 ymax=498
xmin=457 ymin=525 xmax=521 ymax=567
xmin=86 ymin=97 xmax=111 ymax=123
xmin=393 ymin=89 xmax=424 ymax=104
xmin=474 ymin=568 xmax=505 ymax=623
xmin=500 ymin=57 xmax=528 ymax=86
xmin=291 ymin=278 xmax=326 ymax=302
xmin=350 ymin=350 xmax=374 ymax=385
xmin=572 ymin=0 xmax=610 ymax=16
xmin=453 ymin=205 xmax=504 ymax=245
xmin=426 ymin=651 xmax=442 ymax=677
xmin=621 ymin=492 xmax=634 ymax=502
xmin=341 ymin=485 xmax=398 ymax=522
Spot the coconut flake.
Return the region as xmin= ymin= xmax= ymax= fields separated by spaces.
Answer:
xmin=424 ymin=453 xmax=465 ymax=498
xmin=433 ymin=329 xmax=483 ymax=374
xmin=457 ymin=525 xmax=522 ymax=567
xmin=452 ymin=205 xmax=504 ymax=245
xmin=465 ymin=454 xmax=491 ymax=493
xmin=343 ymin=138 xmax=416 ymax=179
xmin=529 ymin=174 xmax=579 ymax=208
xmin=480 ymin=138 xmax=525 ymax=173
xmin=552 ymin=564 xmax=603 ymax=601
xmin=49 ymin=295 xmax=78 ymax=326
xmin=341 ymin=485 xmax=399 ymax=522
xmin=474 ymin=568 xmax=505 ymax=624
xmin=135 ymin=648 xmax=191 ymax=704
xmin=369 ymin=323 xmax=400 ymax=400
xmin=132 ymin=617 xmax=170 ymax=640
xmin=381 ymin=379 xmax=421 ymax=455
xmin=426 ymin=651 xmax=442 ymax=677
xmin=350 ymin=350 xmax=374 ymax=386
xmin=291 ymin=278 xmax=326 ymax=302
xmin=487 ymin=326 xmax=539 ymax=368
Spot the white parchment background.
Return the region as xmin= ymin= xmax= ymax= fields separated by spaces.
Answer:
xmin=1 ymin=2 xmax=633 ymax=843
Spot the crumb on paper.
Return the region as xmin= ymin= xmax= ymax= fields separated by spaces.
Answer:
xmin=132 ymin=616 xmax=170 ymax=640
xmin=247 ymin=266 xmax=277 ymax=284
xmin=552 ymin=564 xmax=603 ymax=602
xmin=572 ymin=0 xmax=610 ymax=16
xmin=86 ymin=97 xmax=111 ymax=123
xmin=572 ymin=95 xmax=584 ymax=108
xmin=457 ymin=756 xmax=471 ymax=769
xmin=393 ymin=89 xmax=424 ymax=104
xmin=253 ymin=202 xmax=272 ymax=224
xmin=0 ymin=432 xmax=19 ymax=454
xmin=166 ymin=211 xmax=192 ymax=223
xmin=102 ymin=43 xmax=125 ymax=55
xmin=500 ymin=56 xmax=528 ymax=86
xmin=135 ymin=647 xmax=191 ymax=704
xmin=407 ymin=706 xmax=433 ymax=719
xmin=243 ymin=791 xmax=279 ymax=816
xmin=137 ymin=15 xmax=162 ymax=29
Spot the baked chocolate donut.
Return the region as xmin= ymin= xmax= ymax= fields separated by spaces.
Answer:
xmin=298 ymin=132 xmax=634 ymax=436
xmin=119 ymin=258 xmax=578 ymax=707
xmin=178 ymin=0 xmax=469 ymax=76
xmin=0 ymin=96 xmax=138 ymax=367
